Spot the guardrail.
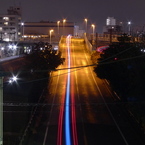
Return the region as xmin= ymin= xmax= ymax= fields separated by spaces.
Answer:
xmin=83 ymin=33 xmax=93 ymax=53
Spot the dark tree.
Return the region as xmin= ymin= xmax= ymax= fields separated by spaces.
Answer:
xmin=94 ymin=38 xmax=145 ymax=101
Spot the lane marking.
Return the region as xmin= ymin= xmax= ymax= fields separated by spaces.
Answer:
xmin=84 ymin=49 xmax=129 ymax=145
xmin=43 ymin=67 xmax=61 ymax=145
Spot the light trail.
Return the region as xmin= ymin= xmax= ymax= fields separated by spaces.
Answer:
xmin=70 ymin=40 xmax=78 ymax=145
xmin=71 ymin=73 xmax=78 ymax=145
xmin=65 ymin=35 xmax=71 ymax=145
xmin=57 ymin=87 xmax=66 ymax=145
xmin=57 ymin=37 xmax=68 ymax=145
xmin=57 ymin=35 xmax=78 ymax=145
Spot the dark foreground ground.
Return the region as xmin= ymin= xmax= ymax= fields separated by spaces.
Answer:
xmin=3 ymin=78 xmax=48 ymax=144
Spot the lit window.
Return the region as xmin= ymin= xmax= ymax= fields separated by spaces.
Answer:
xmin=3 ymin=17 xmax=9 ymax=21
xmin=18 ymin=32 xmax=21 ymax=35
xmin=106 ymin=19 xmax=110 ymax=26
xmin=4 ymin=22 xmax=8 ymax=25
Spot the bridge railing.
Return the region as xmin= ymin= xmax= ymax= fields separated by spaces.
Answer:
xmin=83 ymin=33 xmax=93 ymax=53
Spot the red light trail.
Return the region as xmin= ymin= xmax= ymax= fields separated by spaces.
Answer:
xmin=57 ymin=36 xmax=78 ymax=145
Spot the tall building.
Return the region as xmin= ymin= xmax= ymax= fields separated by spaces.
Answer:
xmin=103 ymin=17 xmax=122 ymax=34
xmin=106 ymin=17 xmax=116 ymax=26
xmin=0 ymin=6 xmax=22 ymax=41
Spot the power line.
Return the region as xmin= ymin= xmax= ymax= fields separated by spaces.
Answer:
xmin=2 ymin=51 xmax=145 ymax=85
xmin=2 ymin=101 xmax=144 ymax=109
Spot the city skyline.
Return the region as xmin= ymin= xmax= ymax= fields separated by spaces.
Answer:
xmin=0 ymin=0 xmax=145 ymax=33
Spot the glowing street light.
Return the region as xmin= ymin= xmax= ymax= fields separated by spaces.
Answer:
xmin=63 ymin=19 xmax=66 ymax=35
xmin=9 ymin=75 xmax=18 ymax=84
xmin=57 ymin=21 xmax=60 ymax=35
xmin=128 ymin=21 xmax=131 ymax=35
xmin=12 ymin=76 xmax=17 ymax=81
xmin=63 ymin=19 xmax=66 ymax=24
xmin=21 ymin=22 xmax=24 ymax=38
xmin=49 ymin=29 xmax=54 ymax=44
xmin=84 ymin=18 xmax=88 ymax=33
xmin=91 ymin=24 xmax=95 ymax=40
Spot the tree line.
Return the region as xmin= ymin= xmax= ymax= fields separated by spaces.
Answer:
xmin=94 ymin=34 xmax=145 ymax=102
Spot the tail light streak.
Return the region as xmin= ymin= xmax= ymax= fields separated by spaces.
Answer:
xmin=71 ymin=70 xmax=78 ymax=145
xmin=57 ymin=90 xmax=65 ymax=145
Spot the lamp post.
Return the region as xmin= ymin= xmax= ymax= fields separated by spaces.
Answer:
xmin=84 ymin=18 xmax=88 ymax=33
xmin=109 ymin=27 xmax=114 ymax=43
xmin=21 ymin=22 xmax=24 ymax=40
xmin=91 ymin=24 xmax=95 ymax=40
xmin=63 ymin=19 xmax=66 ymax=35
xmin=128 ymin=21 xmax=131 ymax=35
xmin=57 ymin=21 xmax=60 ymax=35
xmin=49 ymin=29 xmax=54 ymax=44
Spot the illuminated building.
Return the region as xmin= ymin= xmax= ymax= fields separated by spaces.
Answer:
xmin=106 ymin=17 xmax=116 ymax=26
xmin=0 ymin=6 xmax=22 ymax=41
xmin=103 ymin=17 xmax=123 ymax=35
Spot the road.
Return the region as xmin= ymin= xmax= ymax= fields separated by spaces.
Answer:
xmin=24 ymin=36 xmax=145 ymax=145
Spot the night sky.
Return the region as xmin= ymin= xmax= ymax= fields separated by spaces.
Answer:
xmin=0 ymin=0 xmax=145 ymax=32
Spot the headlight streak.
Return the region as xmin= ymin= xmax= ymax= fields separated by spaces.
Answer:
xmin=57 ymin=37 xmax=70 ymax=145
xmin=65 ymin=35 xmax=71 ymax=145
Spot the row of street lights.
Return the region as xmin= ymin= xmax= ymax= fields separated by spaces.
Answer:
xmin=84 ymin=18 xmax=133 ymax=35
xmin=50 ymin=19 xmax=66 ymax=44
xmin=19 ymin=19 xmax=133 ymax=44
xmin=84 ymin=18 xmax=96 ymax=42
xmin=57 ymin=19 xmax=66 ymax=35
xmin=21 ymin=18 xmax=97 ymax=43
xmin=84 ymin=18 xmax=96 ymax=35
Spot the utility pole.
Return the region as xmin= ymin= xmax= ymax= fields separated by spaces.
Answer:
xmin=0 ymin=77 xmax=3 ymax=145
xmin=109 ymin=28 xmax=113 ymax=43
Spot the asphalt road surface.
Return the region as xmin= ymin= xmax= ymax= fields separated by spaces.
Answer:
xmin=22 ymin=36 xmax=145 ymax=145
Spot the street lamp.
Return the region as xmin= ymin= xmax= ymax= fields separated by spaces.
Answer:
xmin=21 ymin=22 xmax=24 ymax=39
xmin=57 ymin=21 xmax=60 ymax=35
xmin=128 ymin=21 xmax=131 ymax=35
xmin=91 ymin=24 xmax=95 ymax=40
xmin=49 ymin=29 xmax=54 ymax=44
xmin=84 ymin=18 xmax=88 ymax=33
xmin=63 ymin=19 xmax=66 ymax=35
xmin=9 ymin=75 xmax=18 ymax=84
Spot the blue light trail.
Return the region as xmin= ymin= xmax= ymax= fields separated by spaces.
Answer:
xmin=65 ymin=35 xmax=71 ymax=145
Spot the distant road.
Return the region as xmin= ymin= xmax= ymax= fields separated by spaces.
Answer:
xmin=0 ymin=55 xmax=23 ymax=62
xmin=25 ymin=36 xmax=145 ymax=145
xmin=0 ymin=55 xmax=26 ymax=74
